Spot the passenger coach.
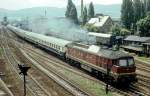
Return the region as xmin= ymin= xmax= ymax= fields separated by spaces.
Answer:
xmin=7 ymin=25 xmax=72 ymax=57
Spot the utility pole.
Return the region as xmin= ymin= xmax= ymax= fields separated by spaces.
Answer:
xmin=45 ymin=10 xmax=47 ymax=17
xmin=81 ymin=0 xmax=83 ymax=17
xmin=18 ymin=64 xmax=30 ymax=96
xmin=106 ymin=63 xmax=110 ymax=94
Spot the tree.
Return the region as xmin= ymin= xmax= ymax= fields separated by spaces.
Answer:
xmin=69 ymin=3 xmax=78 ymax=24
xmin=120 ymin=28 xmax=131 ymax=36
xmin=65 ymin=0 xmax=73 ymax=18
xmin=1 ymin=16 xmax=9 ymax=26
xmin=146 ymin=0 xmax=150 ymax=12
xmin=65 ymin=0 xmax=78 ymax=24
xmin=133 ymin=0 xmax=142 ymax=25
xmin=111 ymin=24 xmax=131 ymax=36
xmin=82 ymin=6 xmax=87 ymax=25
xmin=88 ymin=2 xmax=95 ymax=20
xmin=137 ymin=12 xmax=150 ymax=36
xmin=141 ymin=1 xmax=145 ymax=18
xmin=121 ymin=0 xmax=134 ymax=29
xmin=111 ymin=24 xmax=121 ymax=36
xmin=143 ymin=0 xmax=147 ymax=15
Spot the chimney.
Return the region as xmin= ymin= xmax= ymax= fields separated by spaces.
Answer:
xmin=81 ymin=0 xmax=83 ymax=17
xmin=99 ymin=18 xmax=101 ymax=22
xmin=45 ymin=10 xmax=47 ymax=17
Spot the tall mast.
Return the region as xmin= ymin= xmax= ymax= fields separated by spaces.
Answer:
xmin=45 ymin=10 xmax=47 ymax=17
xmin=81 ymin=0 xmax=83 ymax=17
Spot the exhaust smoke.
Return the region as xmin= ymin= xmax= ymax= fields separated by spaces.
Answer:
xmin=28 ymin=16 xmax=95 ymax=44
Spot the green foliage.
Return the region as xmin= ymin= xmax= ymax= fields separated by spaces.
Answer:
xmin=111 ymin=24 xmax=131 ymax=36
xmin=69 ymin=4 xmax=78 ymax=24
xmin=120 ymin=28 xmax=131 ymax=36
xmin=137 ymin=12 xmax=150 ymax=36
xmin=121 ymin=0 xmax=134 ymax=29
xmin=86 ymin=24 xmax=99 ymax=32
xmin=65 ymin=0 xmax=78 ymax=24
xmin=141 ymin=1 xmax=145 ymax=18
xmin=82 ymin=6 xmax=87 ymax=25
xmin=146 ymin=0 xmax=150 ymax=12
xmin=133 ymin=0 xmax=142 ymax=24
xmin=111 ymin=24 xmax=121 ymax=36
xmin=88 ymin=2 xmax=95 ymax=20
xmin=0 ymin=48 xmax=2 ymax=56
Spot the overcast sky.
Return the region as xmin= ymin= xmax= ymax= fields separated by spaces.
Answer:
xmin=0 ymin=0 xmax=122 ymax=10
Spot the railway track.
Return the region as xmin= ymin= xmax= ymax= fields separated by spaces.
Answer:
xmin=0 ymin=28 xmax=33 ymax=96
xmin=0 ymin=78 xmax=14 ymax=96
xmin=22 ymin=44 xmax=143 ymax=96
xmin=21 ymin=48 xmax=92 ymax=96
xmin=134 ymin=60 xmax=150 ymax=93
xmin=1 ymin=28 xmax=52 ymax=96
xmin=121 ymin=48 xmax=150 ymax=95
xmin=5 ymin=27 xmax=87 ymax=96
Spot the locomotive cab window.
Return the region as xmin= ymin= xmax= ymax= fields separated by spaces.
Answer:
xmin=128 ymin=58 xmax=134 ymax=66
xmin=119 ymin=58 xmax=134 ymax=67
xmin=119 ymin=59 xmax=127 ymax=67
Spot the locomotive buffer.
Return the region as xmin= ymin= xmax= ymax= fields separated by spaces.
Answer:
xmin=18 ymin=64 xmax=30 ymax=96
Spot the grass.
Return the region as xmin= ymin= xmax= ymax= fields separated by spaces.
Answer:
xmin=0 ymin=47 xmax=2 ymax=56
xmin=136 ymin=56 xmax=150 ymax=61
xmin=55 ymin=66 xmax=113 ymax=96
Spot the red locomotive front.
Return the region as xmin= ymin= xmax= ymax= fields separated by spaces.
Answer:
xmin=111 ymin=57 xmax=136 ymax=82
xmin=66 ymin=43 xmax=137 ymax=83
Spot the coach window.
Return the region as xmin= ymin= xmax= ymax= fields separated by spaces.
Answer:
xmin=55 ymin=45 xmax=57 ymax=49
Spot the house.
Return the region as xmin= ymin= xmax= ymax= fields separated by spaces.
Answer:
xmin=124 ymin=35 xmax=150 ymax=46
xmin=88 ymin=32 xmax=116 ymax=47
xmin=143 ymin=43 xmax=150 ymax=57
xmin=87 ymin=15 xmax=113 ymax=33
xmin=122 ymin=35 xmax=150 ymax=55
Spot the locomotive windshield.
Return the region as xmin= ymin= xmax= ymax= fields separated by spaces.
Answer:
xmin=128 ymin=58 xmax=134 ymax=66
xmin=119 ymin=58 xmax=134 ymax=67
xmin=119 ymin=59 xmax=127 ymax=67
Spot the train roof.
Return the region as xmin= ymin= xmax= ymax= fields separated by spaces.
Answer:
xmin=68 ymin=43 xmax=132 ymax=59
xmin=8 ymin=25 xmax=72 ymax=47
xmin=88 ymin=32 xmax=112 ymax=38
xmin=25 ymin=32 xmax=72 ymax=47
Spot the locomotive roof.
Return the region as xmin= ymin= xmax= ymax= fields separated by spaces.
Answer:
xmin=9 ymin=25 xmax=72 ymax=47
xmin=68 ymin=43 xmax=132 ymax=59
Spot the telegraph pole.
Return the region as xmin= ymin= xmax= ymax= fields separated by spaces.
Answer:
xmin=81 ymin=0 xmax=83 ymax=17
xmin=106 ymin=63 xmax=110 ymax=94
